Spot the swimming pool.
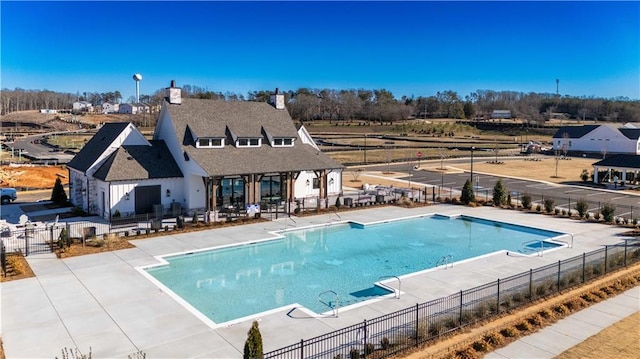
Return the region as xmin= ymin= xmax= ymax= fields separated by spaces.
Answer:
xmin=143 ymin=214 xmax=566 ymax=324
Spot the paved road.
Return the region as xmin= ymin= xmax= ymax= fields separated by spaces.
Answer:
xmin=4 ymin=132 xmax=77 ymax=163
xmin=368 ymin=159 xmax=640 ymax=219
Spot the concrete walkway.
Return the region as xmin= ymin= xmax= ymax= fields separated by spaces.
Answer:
xmin=1 ymin=205 xmax=637 ymax=358
xmin=486 ymin=286 xmax=640 ymax=359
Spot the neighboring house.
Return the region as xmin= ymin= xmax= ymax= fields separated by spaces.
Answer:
xmin=491 ymin=110 xmax=511 ymax=119
xmin=102 ymin=102 xmax=120 ymax=114
xmin=72 ymin=101 xmax=93 ymax=112
xmin=553 ymin=125 xmax=640 ymax=155
xmin=154 ymin=83 xmax=344 ymax=216
xmin=119 ymin=103 xmax=150 ymax=114
xmin=40 ymin=109 xmax=58 ymax=114
xmin=68 ymin=83 xmax=344 ymax=219
xmin=67 ymin=122 xmax=183 ymax=218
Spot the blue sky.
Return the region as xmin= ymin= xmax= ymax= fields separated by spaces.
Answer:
xmin=2 ymin=1 xmax=639 ymax=101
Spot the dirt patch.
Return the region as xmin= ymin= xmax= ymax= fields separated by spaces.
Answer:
xmin=0 ymin=165 xmax=69 ymax=189
xmin=450 ymin=157 xmax=598 ymax=184
xmin=555 ymin=311 xmax=640 ymax=359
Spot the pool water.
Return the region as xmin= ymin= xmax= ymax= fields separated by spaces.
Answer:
xmin=144 ymin=215 xmax=564 ymax=324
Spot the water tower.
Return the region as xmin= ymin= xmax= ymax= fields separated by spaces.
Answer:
xmin=133 ymin=73 xmax=142 ymax=103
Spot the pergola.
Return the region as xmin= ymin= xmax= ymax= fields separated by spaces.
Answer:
xmin=592 ymin=154 xmax=640 ymax=185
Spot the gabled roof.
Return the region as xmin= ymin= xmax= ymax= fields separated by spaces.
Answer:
xmin=619 ymin=128 xmax=640 ymax=140
xmin=593 ymin=154 xmax=640 ymax=169
xmin=552 ymin=125 xmax=599 ymax=139
xmin=67 ymin=122 xmax=130 ymax=172
xmin=164 ymin=98 xmax=343 ymax=176
xmin=93 ymin=141 xmax=183 ymax=181
xmin=166 ymin=99 xmax=298 ymax=139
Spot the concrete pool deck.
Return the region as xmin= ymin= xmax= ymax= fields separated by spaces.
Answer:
xmin=1 ymin=204 xmax=636 ymax=358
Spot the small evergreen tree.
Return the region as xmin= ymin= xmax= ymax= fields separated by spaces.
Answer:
xmin=460 ymin=179 xmax=475 ymax=205
xmin=335 ymin=197 xmax=342 ymax=208
xmin=243 ymin=320 xmax=264 ymax=359
xmin=492 ymin=179 xmax=507 ymax=206
xmin=50 ymin=177 xmax=68 ymax=205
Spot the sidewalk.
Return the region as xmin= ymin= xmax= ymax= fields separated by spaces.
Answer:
xmin=485 ymin=286 xmax=640 ymax=359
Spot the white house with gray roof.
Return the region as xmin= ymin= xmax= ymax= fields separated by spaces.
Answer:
xmin=67 ymin=82 xmax=343 ymax=219
xmin=552 ymin=125 xmax=640 ymax=155
xmin=67 ymin=122 xmax=183 ymax=218
xmin=154 ymin=82 xmax=343 ymax=217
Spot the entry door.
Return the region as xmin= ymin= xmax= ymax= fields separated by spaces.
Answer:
xmin=134 ymin=185 xmax=161 ymax=214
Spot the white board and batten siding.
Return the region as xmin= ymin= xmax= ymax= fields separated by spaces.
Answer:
xmin=105 ymin=178 xmax=184 ymax=218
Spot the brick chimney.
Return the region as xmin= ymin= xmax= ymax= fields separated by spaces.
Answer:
xmin=270 ymin=88 xmax=285 ymax=110
xmin=166 ymin=80 xmax=182 ymax=105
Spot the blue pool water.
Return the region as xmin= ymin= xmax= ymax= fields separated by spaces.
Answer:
xmin=145 ymin=215 xmax=564 ymax=324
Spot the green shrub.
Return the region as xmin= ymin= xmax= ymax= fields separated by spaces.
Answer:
xmin=521 ymin=194 xmax=532 ymax=209
xmin=601 ymin=203 xmax=616 ymax=222
xmin=575 ymin=198 xmax=589 ymax=219
xmin=349 ymin=348 xmax=360 ymax=359
xmin=536 ymin=204 xmax=542 ymax=212
xmin=543 ymin=198 xmax=555 ymax=213
xmin=580 ymin=169 xmax=589 ymax=182
xmin=112 ymin=209 xmax=121 ymax=218
xmin=335 ymin=197 xmax=342 ymax=208
xmin=554 ymin=208 xmax=560 ymax=215
xmin=594 ymin=211 xmax=601 ymax=220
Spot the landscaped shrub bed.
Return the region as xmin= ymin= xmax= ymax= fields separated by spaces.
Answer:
xmin=409 ymin=267 xmax=640 ymax=359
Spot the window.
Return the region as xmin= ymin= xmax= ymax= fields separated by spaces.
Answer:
xmin=196 ymin=138 xmax=223 ymax=148
xmin=273 ymin=138 xmax=294 ymax=147
xmin=237 ymin=138 xmax=261 ymax=147
xmin=313 ymin=178 xmax=320 ymax=189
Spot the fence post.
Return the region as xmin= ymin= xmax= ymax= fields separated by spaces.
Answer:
xmin=529 ymin=269 xmax=533 ymax=301
xmin=415 ymin=303 xmax=419 ymax=347
xmin=568 ymin=198 xmax=571 ymax=215
xmin=459 ymin=291 xmax=463 ymax=325
xmin=582 ymin=253 xmax=586 ymax=283
xmin=496 ymin=279 xmax=500 ymax=313
xmin=25 ymin=227 xmax=30 ymax=257
xmin=604 ymin=246 xmax=608 ymax=273
xmin=624 ymin=239 xmax=628 ymax=267
xmin=363 ymin=319 xmax=368 ymax=358
xmin=299 ymin=339 xmax=304 ymax=359
xmin=557 ymin=260 xmax=561 ymax=292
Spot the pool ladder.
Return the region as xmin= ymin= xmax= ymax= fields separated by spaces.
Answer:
xmin=377 ymin=275 xmax=401 ymax=299
xmin=435 ymin=255 xmax=453 ymax=269
xmin=318 ymin=290 xmax=339 ymax=317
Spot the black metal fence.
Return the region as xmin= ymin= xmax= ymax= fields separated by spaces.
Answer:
xmin=264 ymin=241 xmax=640 ymax=359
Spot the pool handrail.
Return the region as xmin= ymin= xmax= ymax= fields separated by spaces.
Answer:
xmin=377 ymin=275 xmax=401 ymax=299
xmin=318 ymin=290 xmax=339 ymax=317
xmin=435 ymin=254 xmax=453 ymax=269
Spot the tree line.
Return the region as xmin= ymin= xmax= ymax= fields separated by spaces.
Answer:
xmin=2 ymin=86 xmax=639 ymax=123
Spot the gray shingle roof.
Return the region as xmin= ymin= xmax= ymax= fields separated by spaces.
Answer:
xmin=552 ymin=125 xmax=599 ymax=139
xmin=67 ymin=122 xmax=130 ymax=172
xmin=165 ymin=98 xmax=343 ymax=176
xmin=93 ymin=140 xmax=183 ymax=181
xmin=593 ymin=154 xmax=640 ymax=169
xmin=619 ymin=128 xmax=640 ymax=140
